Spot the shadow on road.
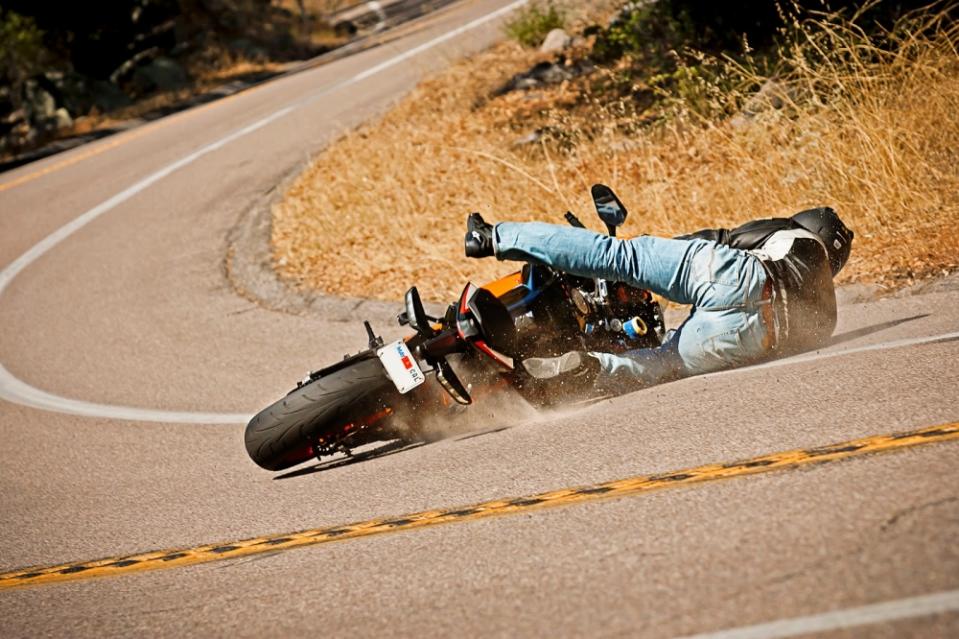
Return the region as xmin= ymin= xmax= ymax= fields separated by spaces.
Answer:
xmin=273 ymin=440 xmax=428 ymax=480
xmin=829 ymin=314 xmax=928 ymax=347
xmin=454 ymin=426 xmax=513 ymax=442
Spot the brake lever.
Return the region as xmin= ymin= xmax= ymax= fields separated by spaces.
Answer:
xmin=565 ymin=211 xmax=586 ymax=228
xmin=435 ymin=358 xmax=472 ymax=405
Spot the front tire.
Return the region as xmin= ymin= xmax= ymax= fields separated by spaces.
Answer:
xmin=244 ymin=356 xmax=398 ymax=471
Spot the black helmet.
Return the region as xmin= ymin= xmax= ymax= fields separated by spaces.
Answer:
xmin=791 ymin=207 xmax=853 ymax=275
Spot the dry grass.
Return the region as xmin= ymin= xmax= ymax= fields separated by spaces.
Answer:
xmin=273 ymin=6 xmax=959 ymax=302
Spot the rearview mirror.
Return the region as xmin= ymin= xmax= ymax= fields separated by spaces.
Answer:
xmin=591 ymin=183 xmax=628 ymax=237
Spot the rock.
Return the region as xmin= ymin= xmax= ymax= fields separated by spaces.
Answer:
xmin=512 ymin=130 xmax=542 ymax=147
xmin=631 ymin=85 xmax=656 ymax=111
xmin=0 ymin=116 xmax=18 ymax=141
xmin=492 ymin=59 xmax=594 ymax=97
xmin=732 ymin=79 xmax=797 ymax=127
xmin=24 ymin=80 xmax=57 ymax=124
xmin=51 ymin=107 xmax=73 ymax=130
xmin=111 ymin=46 xmax=161 ymax=86
xmin=91 ymin=81 xmax=132 ymax=112
xmin=40 ymin=70 xmax=94 ymax=116
xmin=539 ymin=28 xmax=572 ymax=53
xmin=0 ymin=108 xmax=25 ymax=137
xmin=745 ymin=79 xmax=794 ymax=112
xmin=20 ymin=125 xmax=39 ymax=148
xmin=536 ymin=61 xmax=572 ymax=84
xmin=606 ymin=139 xmax=644 ymax=153
xmin=513 ymin=77 xmax=540 ymax=91
xmin=131 ymin=56 xmax=188 ymax=95
xmin=0 ymin=112 xmax=30 ymax=154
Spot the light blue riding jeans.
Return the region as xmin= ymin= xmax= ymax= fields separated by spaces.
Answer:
xmin=493 ymin=222 xmax=771 ymax=385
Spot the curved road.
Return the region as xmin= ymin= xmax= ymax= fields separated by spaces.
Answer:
xmin=1 ymin=1 xmax=958 ymax=636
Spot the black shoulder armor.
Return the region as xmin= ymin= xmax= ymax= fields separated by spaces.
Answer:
xmin=677 ymin=217 xmax=800 ymax=251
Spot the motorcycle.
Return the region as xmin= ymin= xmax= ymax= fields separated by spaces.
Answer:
xmin=245 ymin=184 xmax=665 ymax=471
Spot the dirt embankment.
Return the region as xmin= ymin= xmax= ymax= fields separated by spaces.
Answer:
xmin=271 ymin=1 xmax=959 ymax=303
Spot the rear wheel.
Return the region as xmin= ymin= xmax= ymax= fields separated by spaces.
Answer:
xmin=244 ymin=356 xmax=399 ymax=471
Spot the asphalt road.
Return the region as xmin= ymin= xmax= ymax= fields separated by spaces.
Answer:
xmin=1 ymin=1 xmax=958 ymax=636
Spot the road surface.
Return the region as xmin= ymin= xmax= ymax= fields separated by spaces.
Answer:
xmin=1 ymin=1 xmax=957 ymax=636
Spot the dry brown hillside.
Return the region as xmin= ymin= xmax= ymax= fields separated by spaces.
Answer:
xmin=273 ymin=2 xmax=959 ymax=301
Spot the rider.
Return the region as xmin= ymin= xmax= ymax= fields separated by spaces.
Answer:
xmin=463 ymin=206 xmax=853 ymax=387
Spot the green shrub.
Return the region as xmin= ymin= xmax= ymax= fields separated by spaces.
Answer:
xmin=591 ymin=2 xmax=693 ymax=66
xmin=504 ymin=1 xmax=566 ymax=48
xmin=0 ymin=9 xmax=46 ymax=85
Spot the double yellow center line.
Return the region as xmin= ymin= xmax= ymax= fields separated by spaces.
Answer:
xmin=2 ymin=421 xmax=957 ymax=591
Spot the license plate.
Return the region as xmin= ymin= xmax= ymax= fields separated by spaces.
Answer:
xmin=376 ymin=340 xmax=426 ymax=394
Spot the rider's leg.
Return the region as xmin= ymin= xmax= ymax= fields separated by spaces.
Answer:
xmin=588 ymin=329 xmax=684 ymax=385
xmin=493 ymin=222 xmax=766 ymax=309
xmin=588 ymin=306 xmax=766 ymax=383
xmin=673 ymin=307 xmax=768 ymax=373
xmin=494 ymin=222 xmax=771 ymax=382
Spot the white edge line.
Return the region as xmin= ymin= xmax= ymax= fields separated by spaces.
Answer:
xmin=0 ymin=0 xmax=530 ymax=425
xmin=708 ymin=330 xmax=959 ymax=379
xmin=0 ymin=363 xmax=250 ymax=424
xmin=675 ymin=587 xmax=959 ymax=639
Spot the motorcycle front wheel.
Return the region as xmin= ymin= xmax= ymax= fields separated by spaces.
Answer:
xmin=244 ymin=355 xmax=399 ymax=471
